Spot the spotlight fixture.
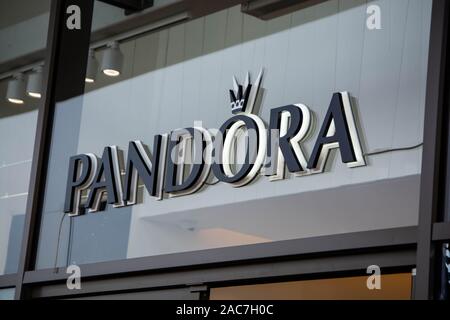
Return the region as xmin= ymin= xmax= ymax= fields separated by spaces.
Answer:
xmin=85 ymin=49 xmax=98 ymax=83
xmin=26 ymin=66 xmax=43 ymax=98
xmin=6 ymin=73 xmax=26 ymax=104
xmin=101 ymin=41 xmax=123 ymax=77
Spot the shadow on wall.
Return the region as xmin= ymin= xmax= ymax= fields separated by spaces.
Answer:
xmin=4 ymin=214 xmax=24 ymax=274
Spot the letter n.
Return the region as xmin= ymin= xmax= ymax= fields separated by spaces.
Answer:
xmin=123 ymin=136 xmax=164 ymax=205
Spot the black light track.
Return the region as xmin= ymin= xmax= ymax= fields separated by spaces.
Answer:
xmin=98 ymin=0 xmax=154 ymax=13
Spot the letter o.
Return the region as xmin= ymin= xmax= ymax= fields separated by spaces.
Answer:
xmin=212 ymin=114 xmax=266 ymax=187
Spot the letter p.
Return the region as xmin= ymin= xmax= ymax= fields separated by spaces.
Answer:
xmin=64 ymin=154 xmax=97 ymax=216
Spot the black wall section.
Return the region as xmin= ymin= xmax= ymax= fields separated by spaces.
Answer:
xmin=416 ymin=0 xmax=450 ymax=300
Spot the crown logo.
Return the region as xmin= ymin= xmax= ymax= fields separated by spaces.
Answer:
xmin=229 ymin=69 xmax=263 ymax=115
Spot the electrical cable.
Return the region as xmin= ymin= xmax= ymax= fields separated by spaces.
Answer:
xmin=364 ymin=142 xmax=423 ymax=157
xmin=53 ymin=212 xmax=68 ymax=273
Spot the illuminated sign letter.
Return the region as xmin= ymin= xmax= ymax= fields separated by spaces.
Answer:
xmin=265 ymin=104 xmax=311 ymax=180
xmin=212 ymin=114 xmax=266 ymax=187
xmin=123 ymin=136 xmax=164 ymax=205
xmin=86 ymin=146 xmax=124 ymax=212
xmin=165 ymin=128 xmax=212 ymax=196
xmin=307 ymin=92 xmax=365 ymax=173
xmin=64 ymin=154 xmax=97 ymax=216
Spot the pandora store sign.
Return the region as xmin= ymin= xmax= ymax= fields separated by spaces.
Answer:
xmin=64 ymin=70 xmax=366 ymax=216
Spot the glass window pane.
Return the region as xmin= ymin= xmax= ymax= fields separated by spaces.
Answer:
xmin=0 ymin=0 xmax=50 ymax=275
xmin=35 ymin=1 xmax=432 ymax=269
xmin=0 ymin=288 xmax=15 ymax=300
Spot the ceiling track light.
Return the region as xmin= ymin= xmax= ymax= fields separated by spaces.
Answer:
xmin=98 ymin=0 xmax=154 ymax=15
xmin=6 ymin=73 xmax=26 ymax=105
xmin=101 ymin=41 xmax=123 ymax=77
xmin=1 ymin=12 xmax=190 ymax=98
xmin=27 ymin=66 xmax=44 ymax=98
xmin=85 ymin=49 xmax=99 ymax=83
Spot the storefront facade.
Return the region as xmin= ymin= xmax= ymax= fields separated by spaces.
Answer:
xmin=0 ymin=0 xmax=449 ymax=300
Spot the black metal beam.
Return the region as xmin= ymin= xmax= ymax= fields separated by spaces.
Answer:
xmin=29 ymin=249 xmax=416 ymax=299
xmin=415 ymin=0 xmax=450 ymax=300
xmin=14 ymin=0 xmax=94 ymax=300
xmin=22 ymin=227 xmax=417 ymax=286
xmin=98 ymin=0 xmax=153 ymax=12
xmin=241 ymin=0 xmax=328 ymax=20
xmin=0 ymin=274 xmax=17 ymax=289
xmin=433 ymin=223 xmax=450 ymax=242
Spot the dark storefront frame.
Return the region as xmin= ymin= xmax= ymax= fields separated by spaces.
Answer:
xmin=0 ymin=0 xmax=449 ymax=300
xmin=415 ymin=0 xmax=450 ymax=299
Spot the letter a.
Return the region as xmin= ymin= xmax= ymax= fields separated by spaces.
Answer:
xmin=66 ymin=5 xmax=81 ymax=30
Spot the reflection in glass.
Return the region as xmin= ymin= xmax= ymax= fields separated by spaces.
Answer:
xmin=36 ymin=0 xmax=432 ymax=269
xmin=0 ymin=0 xmax=49 ymax=275
xmin=210 ymin=274 xmax=413 ymax=300
xmin=0 ymin=288 xmax=15 ymax=300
